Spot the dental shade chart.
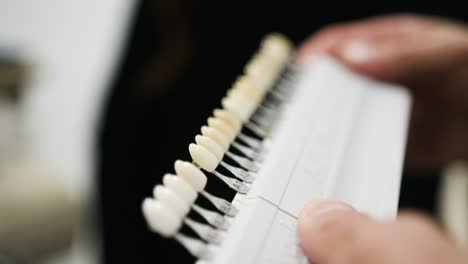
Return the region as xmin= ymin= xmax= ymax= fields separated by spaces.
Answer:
xmin=142 ymin=33 xmax=411 ymax=263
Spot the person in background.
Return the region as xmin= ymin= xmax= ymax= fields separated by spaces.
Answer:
xmin=297 ymin=14 xmax=468 ymax=263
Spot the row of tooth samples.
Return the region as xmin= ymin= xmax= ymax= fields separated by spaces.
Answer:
xmin=142 ymin=33 xmax=294 ymax=260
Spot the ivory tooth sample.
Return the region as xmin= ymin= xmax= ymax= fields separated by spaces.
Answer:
xmin=162 ymin=174 xmax=198 ymax=204
xmin=214 ymin=107 xmax=268 ymax=140
xmin=194 ymin=133 xmax=256 ymax=183
xmin=244 ymin=59 xmax=276 ymax=90
xmin=163 ymin=174 xmax=230 ymax=230
xmin=189 ymin=143 xmax=219 ymax=172
xmin=201 ymin=126 xmax=230 ymax=151
xmin=226 ymin=89 xmax=258 ymax=112
xmin=195 ymin=135 xmax=224 ymax=162
xmin=183 ymin=148 xmax=250 ymax=194
xmin=174 ymin=160 xmax=238 ymax=216
xmin=142 ymin=198 xmax=213 ymax=259
xmin=213 ymin=109 xmax=242 ymax=132
xmin=221 ymin=96 xmax=252 ymax=122
xmin=232 ymin=75 xmax=264 ymax=102
xmin=260 ymin=33 xmax=292 ymax=64
xmin=174 ymin=160 xmax=207 ymax=191
xmin=153 ymin=185 xmax=190 ymax=217
xmin=143 ymin=198 xmax=182 ymax=237
xmin=213 ymin=105 xmax=264 ymax=150
xmin=152 ymin=185 xmax=223 ymax=244
xmin=207 ymin=117 xmax=237 ymax=141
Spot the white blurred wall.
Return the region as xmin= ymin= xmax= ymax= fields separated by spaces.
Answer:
xmin=0 ymin=0 xmax=137 ymax=262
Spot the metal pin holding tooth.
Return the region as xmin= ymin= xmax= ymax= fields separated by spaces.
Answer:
xmin=152 ymin=185 xmax=224 ymax=245
xmin=162 ymin=174 xmax=230 ymax=230
xmin=195 ymin=134 xmax=256 ymax=181
xmin=214 ymin=107 xmax=269 ymax=139
xmin=199 ymin=125 xmax=259 ymax=177
xmin=188 ymin=144 xmax=250 ymax=194
xmin=142 ymin=198 xmax=213 ymax=260
xmin=190 ymin=140 xmax=256 ymax=184
xmin=200 ymin=120 xmax=260 ymax=171
xmin=212 ymin=109 xmax=268 ymax=151
xmin=174 ymin=160 xmax=239 ymax=216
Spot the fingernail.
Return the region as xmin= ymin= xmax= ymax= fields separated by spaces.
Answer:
xmin=339 ymin=40 xmax=376 ymax=63
xmin=300 ymin=200 xmax=353 ymax=219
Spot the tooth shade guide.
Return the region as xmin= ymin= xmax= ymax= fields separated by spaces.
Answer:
xmin=142 ymin=32 xmax=295 ymax=259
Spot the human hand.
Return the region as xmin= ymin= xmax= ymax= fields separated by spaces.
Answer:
xmin=298 ymin=200 xmax=468 ymax=264
xmin=297 ymin=14 xmax=468 ymax=170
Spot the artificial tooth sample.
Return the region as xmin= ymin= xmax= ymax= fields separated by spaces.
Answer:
xmin=142 ymin=198 xmax=182 ymax=238
xmin=244 ymin=59 xmax=275 ymax=90
xmin=162 ymin=174 xmax=198 ymax=204
xmin=193 ymin=134 xmax=256 ymax=183
xmin=201 ymin=126 xmax=230 ymax=151
xmin=233 ymin=75 xmax=264 ymax=100
xmin=207 ymin=117 xmax=236 ymax=141
xmin=153 ymin=185 xmax=190 ymax=217
xmin=143 ymin=198 xmax=213 ymax=259
xmin=226 ymin=88 xmax=258 ymax=108
xmin=174 ymin=160 xmax=207 ymax=191
xmin=260 ymin=33 xmax=292 ymax=64
xmin=173 ymin=161 xmax=238 ymax=216
xmin=163 ymin=175 xmax=230 ymax=230
xmin=195 ymin=135 xmax=224 ymax=162
xmin=213 ymin=108 xmax=242 ymax=132
xmin=221 ymin=96 xmax=252 ymax=122
xmin=189 ymin=143 xmax=219 ymax=172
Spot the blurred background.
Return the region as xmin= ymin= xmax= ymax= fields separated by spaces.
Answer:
xmin=0 ymin=0 xmax=467 ymax=263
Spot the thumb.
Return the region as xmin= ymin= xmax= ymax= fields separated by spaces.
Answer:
xmin=297 ymin=200 xmax=372 ymax=263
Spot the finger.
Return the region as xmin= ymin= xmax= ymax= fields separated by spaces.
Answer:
xmin=332 ymin=18 xmax=468 ymax=83
xmin=297 ymin=200 xmax=374 ymax=263
xmin=298 ymin=202 xmax=467 ymax=264
xmin=295 ymin=14 xmax=421 ymax=63
xmin=394 ymin=212 xmax=467 ymax=263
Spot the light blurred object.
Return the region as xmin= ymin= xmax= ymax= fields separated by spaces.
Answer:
xmin=439 ymin=161 xmax=468 ymax=243
xmin=0 ymin=151 xmax=77 ymax=263
xmin=0 ymin=51 xmax=77 ymax=263
xmin=0 ymin=49 xmax=27 ymax=154
xmin=0 ymin=0 xmax=137 ymax=262
xmin=0 ymin=49 xmax=29 ymax=101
